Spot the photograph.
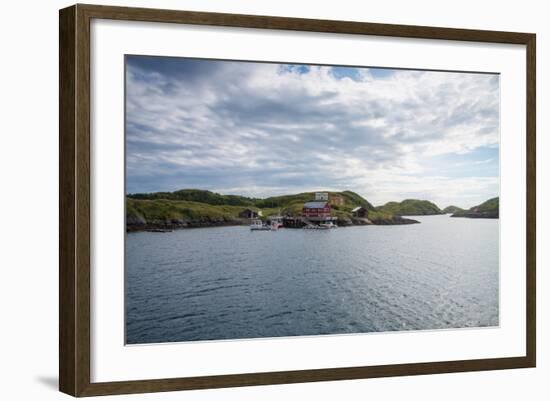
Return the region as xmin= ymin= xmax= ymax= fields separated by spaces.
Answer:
xmin=124 ymin=55 xmax=500 ymax=345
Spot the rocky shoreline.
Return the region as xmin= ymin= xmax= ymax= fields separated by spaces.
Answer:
xmin=450 ymin=211 xmax=498 ymax=219
xmin=127 ymin=215 xmax=420 ymax=232
xmin=126 ymin=216 xmax=248 ymax=232
xmin=368 ymin=216 xmax=420 ymax=225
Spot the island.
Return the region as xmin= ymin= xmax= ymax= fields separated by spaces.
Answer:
xmin=451 ymin=197 xmax=499 ymax=219
xmin=376 ymin=199 xmax=443 ymax=216
xmin=442 ymin=205 xmax=465 ymax=214
xmin=126 ymin=189 xmax=420 ymax=231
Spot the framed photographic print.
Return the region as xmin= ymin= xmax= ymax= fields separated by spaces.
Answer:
xmin=59 ymin=4 xmax=536 ymax=397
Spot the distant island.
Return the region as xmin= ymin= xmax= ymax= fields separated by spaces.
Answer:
xmin=450 ymin=197 xmax=499 ymax=219
xmin=374 ymin=197 xmax=500 ymax=218
xmin=442 ymin=205 xmax=465 ymax=214
xmin=126 ymin=189 xmax=420 ymax=231
xmin=376 ymin=199 xmax=443 ymax=216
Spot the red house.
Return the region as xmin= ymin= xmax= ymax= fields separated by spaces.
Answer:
xmin=303 ymin=201 xmax=331 ymax=218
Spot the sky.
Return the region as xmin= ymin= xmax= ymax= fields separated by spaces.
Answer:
xmin=125 ymin=55 xmax=500 ymax=209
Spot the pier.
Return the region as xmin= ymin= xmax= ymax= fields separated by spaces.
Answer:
xmin=282 ymin=216 xmax=338 ymax=228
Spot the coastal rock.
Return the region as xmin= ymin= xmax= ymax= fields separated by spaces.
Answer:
xmin=337 ymin=217 xmax=353 ymax=226
xmin=126 ymin=213 xmax=146 ymax=227
xmin=351 ymin=217 xmax=373 ymax=225
xmin=451 ymin=211 xmax=498 ymax=219
xmin=372 ymin=216 xmax=419 ymax=225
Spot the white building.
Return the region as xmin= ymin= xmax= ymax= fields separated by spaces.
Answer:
xmin=315 ymin=192 xmax=329 ymax=201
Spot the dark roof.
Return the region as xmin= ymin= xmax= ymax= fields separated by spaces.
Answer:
xmin=304 ymin=201 xmax=329 ymax=208
xmin=239 ymin=208 xmax=258 ymax=215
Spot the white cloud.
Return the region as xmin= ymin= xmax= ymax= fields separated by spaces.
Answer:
xmin=125 ymin=57 xmax=499 ymax=208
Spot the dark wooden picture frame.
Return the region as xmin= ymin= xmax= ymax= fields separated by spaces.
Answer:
xmin=59 ymin=3 xmax=536 ymax=397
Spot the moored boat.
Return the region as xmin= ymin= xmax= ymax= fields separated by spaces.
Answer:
xmin=250 ymin=219 xmax=271 ymax=231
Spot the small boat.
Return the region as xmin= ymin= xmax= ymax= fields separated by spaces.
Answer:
xmin=250 ymin=220 xmax=271 ymax=231
xmin=319 ymin=221 xmax=338 ymax=229
xmin=268 ymin=215 xmax=284 ymax=230
xmin=146 ymin=228 xmax=173 ymax=233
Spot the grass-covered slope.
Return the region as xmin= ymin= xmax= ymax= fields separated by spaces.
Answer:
xmin=126 ymin=189 xmax=415 ymax=229
xmin=256 ymin=190 xmax=375 ymax=216
xmin=376 ymin=199 xmax=442 ymax=216
xmin=240 ymin=190 xmax=373 ymax=210
xmin=475 ymin=197 xmax=499 ymax=213
xmin=128 ymin=189 xmax=257 ymax=206
xmin=451 ymin=197 xmax=499 ymax=219
xmin=442 ymin=205 xmax=464 ymax=214
xmin=127 ymin=198 xmax=254 ymax=223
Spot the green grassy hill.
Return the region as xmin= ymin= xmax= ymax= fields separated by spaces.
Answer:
xmin=255 ymin=190 xmax=375 ymax=215
xmin=126 ymin=189 xmax=406 ymax=229
xmin=442 ymin=205 xmax=464 ymax=214
xmin=474 ymin=197 xmax=499 ymax=212
xmin=128 ymin=189 xmax=256 ymax=206
xmin=127 ymin=198 xmax=254 ymax=223
xmin=376 ymin=199 xmax=442 ymax=216
xmin=451 ymin=197 xmax=499 ymax=218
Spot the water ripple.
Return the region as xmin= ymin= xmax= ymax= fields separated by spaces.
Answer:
xmin=126 ymin=216 xmax=499 ymax=344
